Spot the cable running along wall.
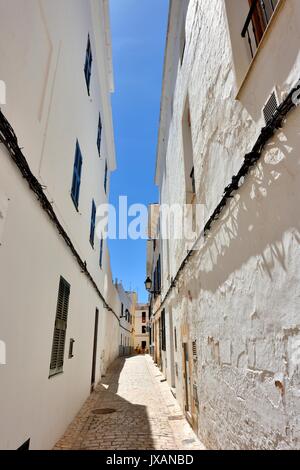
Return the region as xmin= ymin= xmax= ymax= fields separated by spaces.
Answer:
xmin=152 ymin=79 xmax=300 ymax=316
xmin=0 ymin=109 xmax=132 ymax=332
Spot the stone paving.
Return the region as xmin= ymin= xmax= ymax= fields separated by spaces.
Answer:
xmin=54 ymin=355 xmax=205 ymax=450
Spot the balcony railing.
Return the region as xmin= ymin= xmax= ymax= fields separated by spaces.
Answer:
xmin=241 ymin=0 xmax=279 ymax=58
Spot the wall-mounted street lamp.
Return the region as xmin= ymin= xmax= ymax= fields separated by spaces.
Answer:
xmin=144 ymin=276 xmax=152 ymax=292
xmin=144 ymin=277 xmax=159 ymax=295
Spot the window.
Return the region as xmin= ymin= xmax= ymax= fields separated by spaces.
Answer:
xmin=174 ymin=327 xmax=177 ymax=352
xmin=89 ymin=200 xmax=96 ymax=247
xmin=161 ymin=309 xmax=166 ymax=352
xmin=121 ymin=303 xmax=124 ymax=318
xmin=84 ymin=35 xmax=93 ymax=95
xmin=71 ymin=141 xmax=83 ymax=209
xmin=153 ymin=256 xmax=162 ymax=296
xmin=142 ymin=326 xmax=147 ymax=334
xmin=190 ymin=167 xmax=196 ymax=195
xmin=152 ymin=257 xmax=161 ymax=297
xmin=180 ymin=20 xmax=186 ymax=66
xmin=104 ymin=160 xmax=108 ymax=194
xmin=99 ymin=236 xmax=104 ymax=268
xmin=142 ymin=312 xmax=146 ymax=323
xmin=182 ymin=98 xmax=195 ymax=204
xmin=179 ymin=4 xmax=189 ymax=66
xmin=49 ymin=277 xmax=70 ymax=377
xmin=242 ymin=0 xmax=279 ymax=58
xmin=97 ymin=114 xmax=102 ymax=157
xmin=157 ymin=256 xmax=161 ymax=293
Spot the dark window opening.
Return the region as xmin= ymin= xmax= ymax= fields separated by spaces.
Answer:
xmin=89 ymin=200 xmax=96 ymax=247
xmin=190 ymin=166 xmax=196 ymax=195
xmin=84 ymin=34 xmax=93 ymax=95
xmin=97 ymin=113 xmax=102 ymax=156
xmin=68 ymin=338 xmax=75 ymax=359
xmin=71 ymin=141 xmax=83 ymax=209
xmin=142 ymin=325 xmax=147 ymax=334
xmin=142 ymin=311 xmax=146 ymax=323
xmin=99 ymin=237 xmax=104 ymax=268
xmin=182 ymin=99 xmax=195 ymax=204
xmin=104 ymin=160 xmax=108 ymax=194
xmin=153 ymin=256 xmax=162 ymax=296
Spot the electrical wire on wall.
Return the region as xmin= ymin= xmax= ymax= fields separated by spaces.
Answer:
xmin=152 ymin=79 xmax=300 ymax=317
xmin=0 ymin=108 xmax=132 ymax=332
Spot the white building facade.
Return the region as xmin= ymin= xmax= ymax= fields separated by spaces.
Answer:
xmin=133 ymin=304 xmax=150 ymax=352
xmin=0 ymin=0 xmax=121 ymax=450
xmin=116 ymin=282 xmax=134 ymax=356
xmin=152 ymin=0 xmax=300 ymax=449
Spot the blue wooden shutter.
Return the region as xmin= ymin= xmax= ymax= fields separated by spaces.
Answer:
xmin=97 ymin=114 xmax=102 ymax=156
xmin=90 ymin=200 xmax=96 ymax=247
xmin=49 ymin=277 xmax=70 ymax=377
xmin=71 ymin=141 xmax=82 ymax=209
xmin=84 ymin=35 xmax=93 ymax=95
xmin=99 ymin=237 xmax=104 ymax=268
xmin=104 ymin=160 xmax=108 ymax=194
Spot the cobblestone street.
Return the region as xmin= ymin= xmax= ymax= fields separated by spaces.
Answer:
xmin=54 ymin=355 xmax=205 ymax=450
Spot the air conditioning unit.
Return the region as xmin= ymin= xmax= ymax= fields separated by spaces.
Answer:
xmin=262 ymin=88 xmax=279 ymax=125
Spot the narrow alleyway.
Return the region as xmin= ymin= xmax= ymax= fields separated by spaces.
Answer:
xmin=54 ymin=355 xmax=205 ymax=450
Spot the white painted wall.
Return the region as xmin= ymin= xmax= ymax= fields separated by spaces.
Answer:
xmin=116 ymin=283 xmax=134 ymax=350
xmin=0 ymin=0 xmax=120 ymax=450
xmin=156 ymin=0 xmax=300 ymax=449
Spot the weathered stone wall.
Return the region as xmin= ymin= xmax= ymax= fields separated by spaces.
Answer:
xmin=159 ymin=0 xmax=300 ymax=449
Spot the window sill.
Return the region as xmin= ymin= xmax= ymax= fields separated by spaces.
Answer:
xmin=236 ymin=0 xmax=286 ymax=101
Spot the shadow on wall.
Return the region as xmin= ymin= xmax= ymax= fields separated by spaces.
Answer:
xmin=166 ymin=108 xmax=300 ymax=449
xmin=184 ymin=109 xmax=300 ymax=295
xmin=54 ymin=357 xmax=155 ymax=450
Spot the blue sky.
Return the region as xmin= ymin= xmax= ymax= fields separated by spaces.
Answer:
xmin=108 ymin=0 xmax=169 ymax=302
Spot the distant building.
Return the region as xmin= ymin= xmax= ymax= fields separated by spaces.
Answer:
xmin=115 ymin=282 xmax=134 ymax=356
xmin=134 ymin=303 xmax=150 ymax=353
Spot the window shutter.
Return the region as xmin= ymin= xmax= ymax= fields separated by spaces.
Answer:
xmin=104 ymin=160 xmax=108 ymax=194
xmin=49 ymin=277 xmax=70 ymax=377
xmin=89 ymin=200 xmax=96 ymax=247
xmin=84 ymin=35 xmax=93 ymax=95
xmin=71 ymin=141 xmax=82 ymax=209
xmin=99 ymin=237 xmax=104 ymax=268
xmin=97 ymin=114 xmax=102 ymax=156
xmin=157 ymin=256 xmax=161 ymax=293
